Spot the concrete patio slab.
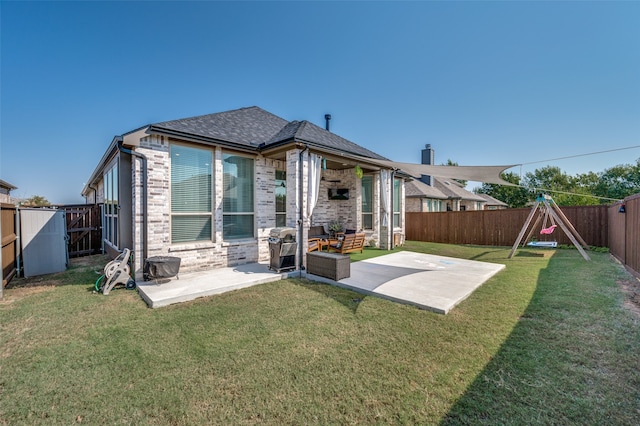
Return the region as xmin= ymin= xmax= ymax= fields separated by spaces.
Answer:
xmin=306 ymin=251 xmax=505 ymax=314
xmin=136 ymin=262 xmax=290 ymax=308
xmin=135 ymin=251 xmax=505 ymax=313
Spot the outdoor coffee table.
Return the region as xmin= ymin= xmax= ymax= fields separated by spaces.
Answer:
xmin=306 ymin=251 xmax=350 ymax=281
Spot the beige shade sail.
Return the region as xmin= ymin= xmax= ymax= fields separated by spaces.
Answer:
xmin=353 ymin=156 xmax=518 ymax=186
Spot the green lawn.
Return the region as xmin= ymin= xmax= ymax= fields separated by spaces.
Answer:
xmin=1 ymin=243 xmax=638 ymax=425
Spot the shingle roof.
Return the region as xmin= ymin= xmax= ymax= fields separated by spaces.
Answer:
xmin=405 ymin=179 xmax=448 ymax=199
xmin=148 ymin=106 xmax=388 ymax=160
xmin=0 ymin=179 xmax=17 ymax=191
xmin=434 ymin=178 xmax=486 ymax=202
xmin=149 ymin=106 xmax=289 ymax=147
xmin=477 ymin=193 xmax=509 ymax=206
xmin=406 ymin=177 xmax=487 ymax=202
xmin=267 ymin=120 xmax=388 ymax=160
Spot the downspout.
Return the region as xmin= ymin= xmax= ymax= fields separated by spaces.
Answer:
xmin=298 ymin=145 xmax=309 ymax=271
xmin=87 ymin=183 xmax=102 ymax=253
xmin=390 ymin=170 xmax=395 ymax=250
xmin=117 ymin=141 xmax=148 ymax=265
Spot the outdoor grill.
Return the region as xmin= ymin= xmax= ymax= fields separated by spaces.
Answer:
xmin=268 ymin=227 xmax=297 ymax=272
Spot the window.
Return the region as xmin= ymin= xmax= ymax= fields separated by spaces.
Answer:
xmin=103 ymin=162 xmax=118 ymax=247
xmin=275 ymin=170 xmax=286 ymax=227
xmin=361 ymin=175 xmax=373 ymax=230
xmin=223 ymin=153 xmax=254 ymax=239
xmin=393 ymin=178 xmax=401 ymax=228
xmin=171 ymin=145 xmax=212 ymax=243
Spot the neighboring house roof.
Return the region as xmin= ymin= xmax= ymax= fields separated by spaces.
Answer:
xmin=0 ymin=179 xmax=17 ymax=191
xmin=406 ymin=177 xmax=486 ymax=202
xmin=477 ymin=193 xmax=509 ymax=207
xmin=405 ymin=179 xmax=448 ymax=199
xmin=433 ymin=178 xmax=487 ymax=202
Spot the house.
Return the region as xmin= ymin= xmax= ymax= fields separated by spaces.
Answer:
xmin=0 ymin=179 xmax=17 ymax=204
xmin=405 ymin=144 xmax=488 ymax=212
xmin=405 ymin=179 xmax=448 ymax=212
xmin=477 ymin=193 xmax=508 ymax=210
xmin=82 ymin=106 xmax=405 ymax=280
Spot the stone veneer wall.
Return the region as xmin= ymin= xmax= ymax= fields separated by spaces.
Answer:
xmin=129 ymin=136 xmax=284 ymax=280
xmin=124 ymin=138 xmax=404 ymax=278
xmin=311 ymin=168 xmax=359 ymax=232
xmin=130 ymin=141 xmax=145 ymax=279
xmin=307 ymin=167 xmax=397 ymax=250
xmin=256 ymin=156 xmax=285 ymax=262
xmin=0 ymin=189 xmax=11 ymax=204
xmin=405 ymin=197 xmax=422 ymax=213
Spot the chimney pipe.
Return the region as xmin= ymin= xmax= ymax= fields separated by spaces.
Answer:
xmin=421 ymin=144 xmax=434 ymax=186
xmin=324 ymin=114 xmax=331 ymax=131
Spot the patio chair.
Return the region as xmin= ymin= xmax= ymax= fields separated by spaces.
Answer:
xmin=327 ymin=233 xmax=366 ymax=254
xmin=308 ymin=238 xmax=322 ymax=252
xmin=309 ymin=225 xmax=330 ymax=240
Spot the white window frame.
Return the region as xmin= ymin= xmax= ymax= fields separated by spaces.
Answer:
xmin=361 ymin=175 xmax=373 ymax=230
xmin=393 ymin=178 xmax=402 ymax=228
xmin=170 ymin=143 xmax=214 ymax=244
xmin=275 ymin=170 xmax=286 ymax=227
xmin=222 ymin=151 xmax=255 ymax=240
xmin=103 ymin=159 xmax=119 ymax=248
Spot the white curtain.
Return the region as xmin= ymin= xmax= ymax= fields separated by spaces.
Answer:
xmin=380 ymin=170 xmax=390 ymax=227
xmin=306 ymin=153 xmax=322 ymax=220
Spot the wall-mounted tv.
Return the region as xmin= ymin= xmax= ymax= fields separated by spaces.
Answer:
xmin=328 ymin=188 xmax=350 ymax=200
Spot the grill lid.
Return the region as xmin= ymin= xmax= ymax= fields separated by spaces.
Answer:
xmin=269 ymin=227 xmax=296 ymax=241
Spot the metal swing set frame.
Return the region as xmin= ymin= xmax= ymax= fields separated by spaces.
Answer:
xmin=508 ymin=194 xmax=591 ymax=261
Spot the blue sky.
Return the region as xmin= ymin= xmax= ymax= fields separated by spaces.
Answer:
xmin=1 ymin=1 xmax=639 ymax=204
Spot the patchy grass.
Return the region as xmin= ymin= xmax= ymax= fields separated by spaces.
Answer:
xmin=1 ymin=244 xmax=638 ymax=425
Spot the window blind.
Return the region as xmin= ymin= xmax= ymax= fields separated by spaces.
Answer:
xmin=171 ymin=145 xmax=212 ymax=243
xmin=223 ymin=154 xmax=254 ymax=239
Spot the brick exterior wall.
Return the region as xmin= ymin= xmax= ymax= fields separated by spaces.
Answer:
xmin=0 ymin=188 xmax=11 ymax=204
xmin=93 ymin=135 xmax=403 ymax=279
xmin=405 ymin=197 xmax=422 ymax=213
xmin=127 ymin=136 xmax=288 ymax=279
xmin=256 ymin=156 xmax=286 ymax=262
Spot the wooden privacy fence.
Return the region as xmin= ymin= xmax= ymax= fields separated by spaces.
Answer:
xmin=1 ymin=203 xmax=18 ymax=288
xmin=406 ymin=205 xmax=609 ymax=248
xmin=608 ymin=194 xmax=640 ymax=278
xmin=59 ymin=204 xmax=102 ymax=258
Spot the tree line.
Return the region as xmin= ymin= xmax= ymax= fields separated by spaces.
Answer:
xmin=474 ymin=159 xmax=640 ymax=207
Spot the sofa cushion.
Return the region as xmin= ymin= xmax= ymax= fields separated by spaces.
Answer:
xmin=309 ymin=225 xmax=330 ymax=239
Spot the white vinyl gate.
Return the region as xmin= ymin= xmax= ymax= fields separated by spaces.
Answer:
xmin=20 ymin=208 xmax=68 ymax=277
